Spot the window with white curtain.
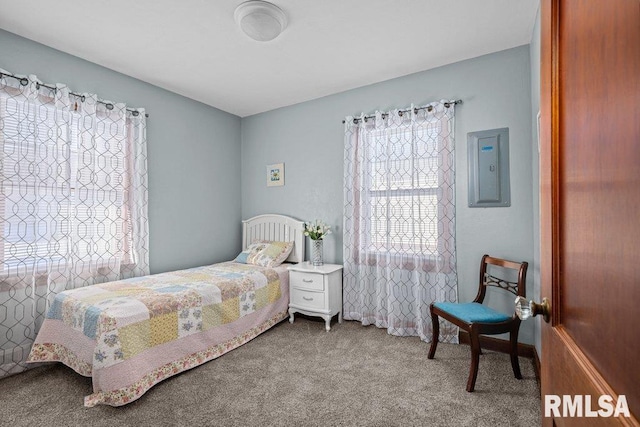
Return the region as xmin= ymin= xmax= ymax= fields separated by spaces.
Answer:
xmin=0 ymin=102 xmax=131 ymax=272
xmin=366 ymin=121 xmax=441 ymax=257
xmin=343 ymin=101 xmax=458 ymax=342
xmin=0 ymin=70 xmax=149 ymax=377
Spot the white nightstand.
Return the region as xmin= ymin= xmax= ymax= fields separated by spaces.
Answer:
xmin=287 ymin=262 xmax=343 ymax=331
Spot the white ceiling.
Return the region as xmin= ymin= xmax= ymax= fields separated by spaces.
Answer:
xmin=0 ymin=0 xmax=539 ymax=117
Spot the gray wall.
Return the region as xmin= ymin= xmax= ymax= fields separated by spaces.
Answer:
xmin=530 ymin=5 xmax=542 ymax=357
xmin=1 ymin=29 xmax=538 ymax=345
xmin=0 ymin=29 xmax=242 ymax=274
xmin=242 ymin=46 xmax=536 ymax=344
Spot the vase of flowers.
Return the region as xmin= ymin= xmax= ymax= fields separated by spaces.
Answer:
xmin=304 ymin=219 xmax=331 ymax=266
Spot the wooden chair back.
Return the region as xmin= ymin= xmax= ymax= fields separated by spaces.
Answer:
xmin=473 ymin=254 xmax=528 ymax=305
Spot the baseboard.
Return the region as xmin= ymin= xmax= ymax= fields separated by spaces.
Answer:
xmin=458 ymin=332 xmax=542 ymax=391
xmin=533 ymin=345 xmax=541 ymax=390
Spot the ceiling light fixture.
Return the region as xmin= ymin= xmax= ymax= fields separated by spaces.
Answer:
xmin=234 ymin=1 xmax=287 ymax=42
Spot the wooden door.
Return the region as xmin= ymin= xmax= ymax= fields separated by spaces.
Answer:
xmin=540 ymin=0 xmax=640 ymax=425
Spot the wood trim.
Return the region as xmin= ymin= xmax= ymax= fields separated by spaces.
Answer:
xmin=539 ymin=2 xmax=555 ymax=423
xmin=548 ymin=0 xmax=562 ymax=328
xmin=534 ymin=345 xmax=541 ymax=391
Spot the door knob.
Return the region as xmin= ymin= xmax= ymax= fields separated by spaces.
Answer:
xmin=515 ymin=296 xmax=551 ymax=323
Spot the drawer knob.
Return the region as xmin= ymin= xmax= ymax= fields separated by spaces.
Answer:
xmin=302 ymin=296 xmax=313 ymax=301
xmin=302 ymin=278 xmax=314 ymax=283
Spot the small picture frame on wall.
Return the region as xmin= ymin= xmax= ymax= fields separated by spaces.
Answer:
xmin=267 ymin=163 xmax=285 ymax=187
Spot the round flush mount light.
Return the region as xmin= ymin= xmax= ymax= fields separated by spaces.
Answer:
xmin=234 ymin=1 xmax=287 ymax=42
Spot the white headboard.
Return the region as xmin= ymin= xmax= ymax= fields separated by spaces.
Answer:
xmin=242 ymin=214 xmax=305 ymax=263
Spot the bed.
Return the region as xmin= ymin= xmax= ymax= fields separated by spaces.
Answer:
xmin=26 ymin=214 xmax=305 ymax=407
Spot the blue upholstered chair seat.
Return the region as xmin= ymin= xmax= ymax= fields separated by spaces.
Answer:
xmin=433 ymin=302 xmax=511 ymax=324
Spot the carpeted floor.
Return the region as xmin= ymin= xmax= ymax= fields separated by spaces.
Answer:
xmin=0 ymin=318 xmax=540 ymax=426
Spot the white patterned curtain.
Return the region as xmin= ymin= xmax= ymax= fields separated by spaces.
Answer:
xmin=0 ymin=70 xmax=149 ymax=377
xmin=343 ymin=100 xmax=458 ymax=342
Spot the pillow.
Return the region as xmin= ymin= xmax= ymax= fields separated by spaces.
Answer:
xmin=234 ymin=240 xmax=294 ymax=268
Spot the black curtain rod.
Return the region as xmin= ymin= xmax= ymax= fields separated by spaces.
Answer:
xmin=0 ymin=71 xmax=149 ymax=118
xmin=342 ymin=99 xmax=462 ymax=124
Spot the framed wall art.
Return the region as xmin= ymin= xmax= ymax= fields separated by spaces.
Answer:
xmin=267 ymin=163 xmax=284 ymax=187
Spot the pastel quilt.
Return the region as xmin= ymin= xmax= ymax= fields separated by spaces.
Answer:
xmin=27 ymin=261 xmax=289 ymax=407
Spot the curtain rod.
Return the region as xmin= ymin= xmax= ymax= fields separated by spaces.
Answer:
xmin=342 ymin=99 xmax=462 ymax=124
xmin=0 ymin=71 xmax=149 ymax=118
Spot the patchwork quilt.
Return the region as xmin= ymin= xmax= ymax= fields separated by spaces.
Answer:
xmin=27 ymin=261 xmax=289 ymax=406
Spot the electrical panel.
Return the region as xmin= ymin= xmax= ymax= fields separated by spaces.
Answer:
xmin=467 ymin=128 xmax=510 ymax=208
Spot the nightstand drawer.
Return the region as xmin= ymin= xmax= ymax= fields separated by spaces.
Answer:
xmin=290 ymin=271 xmax=324 ymax=291
xmin=290 ymin=288 xmax=325 ymax=310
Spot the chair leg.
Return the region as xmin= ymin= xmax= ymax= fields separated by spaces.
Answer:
xmin=510 ymin=326 xmax=523 ymax=379
xmin=466 ymin=327 xmax=481 ymax=392
xmin=427 ymin=307 xmax=439 ymax=359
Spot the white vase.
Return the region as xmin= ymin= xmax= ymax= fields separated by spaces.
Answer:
xmin=311 ymin=239 xmax=324 ymax=266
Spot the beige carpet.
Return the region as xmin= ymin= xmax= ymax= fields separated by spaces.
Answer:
xmin=1 ymin=318 xmax=540 ymax=426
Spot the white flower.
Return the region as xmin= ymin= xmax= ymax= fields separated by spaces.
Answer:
xmin=304 ymin=219 xmax=332 ymax=240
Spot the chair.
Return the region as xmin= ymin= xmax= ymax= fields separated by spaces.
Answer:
xmin=428 ymin=254 xmax=528 ymax=392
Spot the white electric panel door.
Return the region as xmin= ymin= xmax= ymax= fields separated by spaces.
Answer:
xmin=467 ymin=128 xmax=510 ymax=208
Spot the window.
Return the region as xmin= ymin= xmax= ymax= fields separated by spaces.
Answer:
xmin=342 ymin=101 xmax=458 ymax=341
xmin=365 ymin=120 xmax=442 ymax=257
xmin=0 ymin=71 xmax=149 ymax=379
xmin=0 ymin=91 xmax=133 ymax=275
